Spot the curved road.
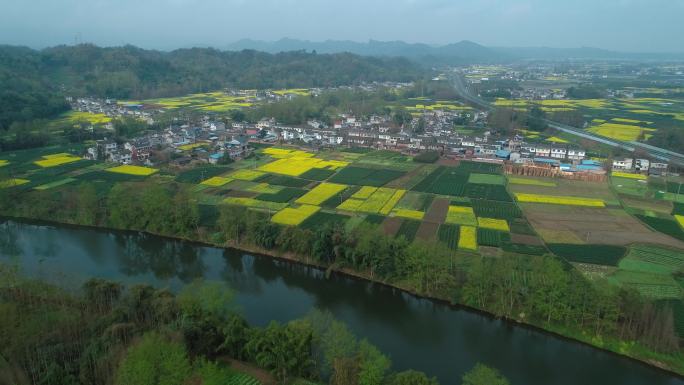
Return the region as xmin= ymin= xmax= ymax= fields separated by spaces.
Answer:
xmin=450 ymin=73 xmax=684 ymax=167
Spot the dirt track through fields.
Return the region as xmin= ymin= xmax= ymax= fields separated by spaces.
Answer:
xmin=424 ymin=198 xmax=449 ymax=224
xmin=416 ymin=221 xmax=439 ymax=241
xmin=382 ymin=217 xmax=403 ymax=236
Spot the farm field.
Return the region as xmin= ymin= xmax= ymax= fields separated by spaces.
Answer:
xmin=121 ymin=91 xmax=258 ymax=112
xmin=3 ymin=144 xmax=683 ymax=281
xmin=491 ymin=95 xmax=684 ymax=146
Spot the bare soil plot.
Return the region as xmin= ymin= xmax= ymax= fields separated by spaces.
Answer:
xmin=385 ymin=164 xmax=438 ymax=189
xmin=382 ymin=217 xmax=403 ymax=237
xmin=424 ymin=197 xmax=450 ymax=224
xmin=521 ymin=203 xmax=684 ymax=248
xmin=621 ymin=196 xmax=674 ymax=214
xmin=509 ymin=178 xmax=618 ymax=202
xmin=415 ymin=221 xmax=439 ymax=241
xmin=510 ymin=233 xmax=545 ymax=245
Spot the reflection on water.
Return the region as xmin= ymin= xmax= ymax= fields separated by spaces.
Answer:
xmin=113 ymin=233 xmax=206 ymax=282
xmin=1 ymin=218 xmax=682 ymax=385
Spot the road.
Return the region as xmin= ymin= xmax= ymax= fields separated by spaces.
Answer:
xmin=450 ymin=73 xmax=684 ymax=167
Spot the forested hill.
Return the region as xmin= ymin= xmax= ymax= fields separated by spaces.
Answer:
xmin=0 ymin=44 xmax=424 ymax=129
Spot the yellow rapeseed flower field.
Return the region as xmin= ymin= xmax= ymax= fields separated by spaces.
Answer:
xmin=587 ymin=123 xmax=655 ymax=142
xmin=230 ymin=169 xmax=266 ymax=181
xmin=477 ymin=218 xmax=510 ymax=232
xmin=271 ymin=205 xmax=320 ymax=226
xmin=458 ymin=226 xmax=477 ymax=250
xmin=223 ymin=197 xmax=287 ymax=211
xmin=106 ymin=165 xmax=159 ymax=176
xmin=352 ymin=186 xmax=378 ymax=199
xmin=296 ymin=183 xmax=347 ymax=205
xmin=0 ymin=178 xmax=29 ymax=188
xmin=515 ymin=193 xmax=605 ymax=207
xmin=178 ymin=143 xmax=207 ymax=151
xmin=379 ymin=190 xmax=406 ymax=215
xmin=391 ymin=208 xmax=425 ymax=220
xmin=676 ymin=215 xmax=684 ymax=229
xmin=445 ymin=206 xmax=477 ymax=226
xmin=248 ymin=183 xmax=282 ymax=194
xmin=507 ymin=177 xmax=557 ymax=187
xmin=336 ymin=187 xmax=405 ymax=214
xmin=259 ymin=156 xmax=348 ymax=177
xmin=34 ymin=154 xmax=81 ymax=168
xmin=200 ymin=177 xmax=233 ymax=187
xmin=612 ymin=172 xmax=647 ymax=180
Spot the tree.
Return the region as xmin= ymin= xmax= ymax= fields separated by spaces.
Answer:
xmin=220 ymin=314 xmax=252 ymax=360
xmin=177 ymin=279 xmax=235 ymax=320
xmin=388 ymin=370 xmax=439 ymax=385
xmin=526 ymin=106 xmax=547 ymax=132
xmin=357 ymin=340 xmax=390 ymax=385
xmin=115 ymin=332 xmax=192 ymax=385
xmin=461 ymin=363 xmax=509 ymax=385
xmin=392 ymin=107 xmax=412 ymax=127
xmin=82 ymin=278 xmax=123 ymax=313
xmin=245 ymin=320 xmax=315 ymax=382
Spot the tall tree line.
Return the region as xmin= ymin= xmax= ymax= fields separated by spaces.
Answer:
xmin=0 ymin=267 xmax=504 ymax=385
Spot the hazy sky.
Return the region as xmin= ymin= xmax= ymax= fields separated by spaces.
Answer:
xmin=1 ymin=0 xmax=682 ymax=52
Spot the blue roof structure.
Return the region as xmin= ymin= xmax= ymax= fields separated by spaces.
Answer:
xmin=495 ymin=150 xmax=511 ymax=158
xmin=577 ymin=164 xmax=602 ymax=171
xmin=534 ymin=157 xmax=559 ymax=164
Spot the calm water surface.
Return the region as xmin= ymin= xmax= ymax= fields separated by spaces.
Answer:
xmin=0 ymin=219 xmax=681 ymax=385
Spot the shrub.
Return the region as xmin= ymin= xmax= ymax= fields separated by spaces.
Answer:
xmin=413 ymin=151 xmax=440 ymax=163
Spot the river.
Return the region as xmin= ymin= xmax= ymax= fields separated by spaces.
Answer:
xmin=0 ymin=219 xmax=681 ymax=385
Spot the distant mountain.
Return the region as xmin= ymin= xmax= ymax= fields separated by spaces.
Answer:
xmin=226 ymin=39 xmax=509 ymax=64
xmin=226 ymin=39 xmax=684 ymax=63
xmin=494 ymin=46 xmax=684 ymax=61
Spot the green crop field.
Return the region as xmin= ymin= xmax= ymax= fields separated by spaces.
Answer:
xmin=609 ymin=270 xmax=682 ymax=300
xmin=300 ymin=211 xmax=349 ymax=230
xmin=329 ymin=166 xmax=405 ymax=187
xmin=256 ymin=187 xmax=307 ymax=203
xmin=411 ymin=166 xmax=469 ymax=196
xmin=464 ymin=184 xmax=513 ymax=202
xmin=468 ymin=173 xmax=506 ymax=185
xmin=470 ymin=200 xmax=522 ymax=220
xmin=175 ymin=166 xmax=232 ymax=184
xmin=548 ymin=244 xmax=627 ymax=266
xmin=438 ymin=224 xmax=460 ymax=250
xmin=477 ymin=228 xmax=511 ymax=247
xmin=635 ymin=215 xmax=684 ymax=241
xmin=300 ymin=168 xmax=337 ymax=181
xmin=261 ymin=174 xmax=311 ymax=188
xmin=619 ymin=245 xmax=684 ymax=274
xmin=396 ymin=220 xmax=421 ymax=242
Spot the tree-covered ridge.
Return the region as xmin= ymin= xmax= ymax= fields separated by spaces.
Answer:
xmin=0 ymin=43 xmax=423 ymax=103
xmin=0 ymin=267 xmax=500 ymax=385
xmin=0 ymin=46 xmax=70 ymax=130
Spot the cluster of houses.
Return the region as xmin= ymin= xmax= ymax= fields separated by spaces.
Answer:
xmin=66 ymin=97 xmax=155 ymax=127
xmin=612 ymin=157 xmax=669 ymax=176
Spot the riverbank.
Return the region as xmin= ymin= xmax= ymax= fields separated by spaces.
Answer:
xmin=2 ymin=214 xmax=684 ymax=380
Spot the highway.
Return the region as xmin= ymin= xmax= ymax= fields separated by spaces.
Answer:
xmin=450 ymin=73 xmax=684 ymax=167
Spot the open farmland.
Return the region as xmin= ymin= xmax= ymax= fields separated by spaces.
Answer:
xmin=121 ymin=91 xmax=257 ymax=112
xmin=106 ymin=165 xmax=159 ymax=176
xmin=296 ymin=183 xmax=347 ymax=205
xmin=587 ymin=122 xmax=656 ymax=141
xmin=271 ymin=204 xmax=320 ymax=225
xmin=329 ymin=166 xmax=405 ymax=186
